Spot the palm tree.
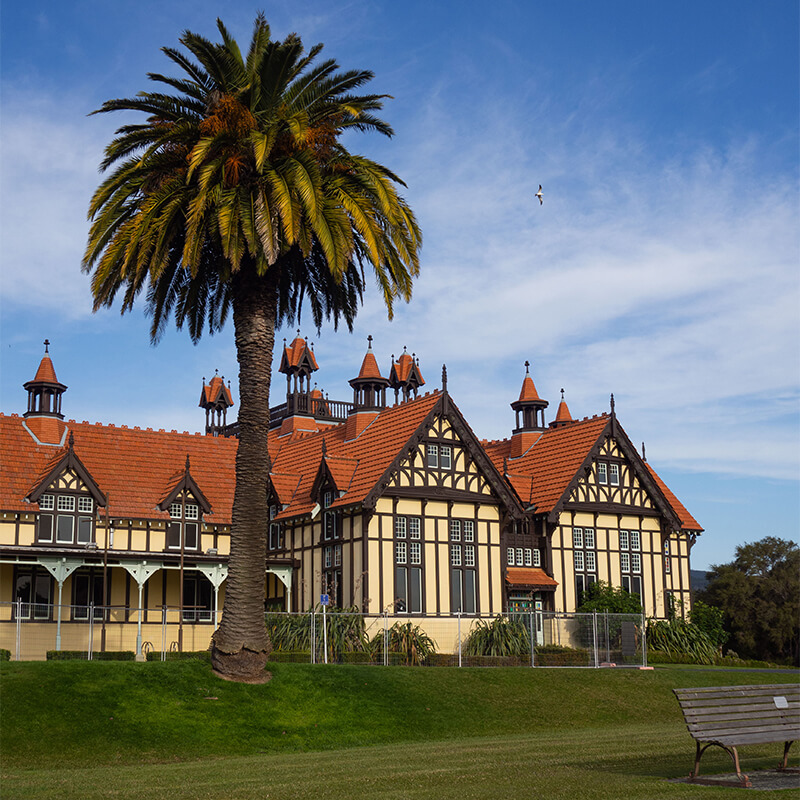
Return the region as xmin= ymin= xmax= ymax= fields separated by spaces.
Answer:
xmin=83 ymin=15 xmax=421 ymax=681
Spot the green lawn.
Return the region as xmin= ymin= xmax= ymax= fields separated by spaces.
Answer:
xmin=1 ymin=661 xmax=798 ymax=799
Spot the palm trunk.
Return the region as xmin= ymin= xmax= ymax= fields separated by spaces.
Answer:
xmin=211 ymin=266 xmax=277 ymax=680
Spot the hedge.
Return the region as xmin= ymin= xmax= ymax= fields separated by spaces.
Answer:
xmin=145 ymin=650 xmax=211 ymax=661
xmin=46 ymin=650 xmax=135 ymax=661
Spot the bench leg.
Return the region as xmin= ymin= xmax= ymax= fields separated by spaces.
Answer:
xmin=778 ymin=741 xmax=797 ymax=772
xmin=689 ymin=741 xmax=751 ymax=788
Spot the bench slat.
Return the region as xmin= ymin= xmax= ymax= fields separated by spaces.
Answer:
xmin=675 ymin=684 xmax=800 ymax=696
xmin=683 ymin=707 xmax=800 ymax=723
xmin=677 ymin=695 xmax=799 ymax=709
xmin=695 ymin=731 xmax=798 ymax=747
xmin=682 ymin=702 xmax=799 ymax=718
xmin=688 ymin=721 xmax=799 ymax=737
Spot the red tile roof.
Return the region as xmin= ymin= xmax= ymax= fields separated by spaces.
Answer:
xmin=645 ymin=464 xmax=703 ymax=532
xmin=200 ymin=375 xmax=234 ymax=407
xmin=268 ymin=391 xmax=441 ymax=519
xmin=506 ymin=567 xmax=559 ymax=589
xmin=280 ymin=335 xmax=319 ymax=372
xmin=32 ymin=355 xmax=59 ymax=384
xmin=22 ymin=416 xmax=68 ymax=446
xmin=554 ymin=398 xmax=572 ymax=423
xmin=518 ymin=374 xmax=541 ymax=402
xmin=0 ymin=414 xmax=238 ymax=523
xmin=356 ymin=350 xmax=384 ymax=381
xmin=485 ymin=415 xmax=611 ymax=513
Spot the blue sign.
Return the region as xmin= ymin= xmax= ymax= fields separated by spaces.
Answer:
xmin=320 ymin=594 xmax=330 ymax=606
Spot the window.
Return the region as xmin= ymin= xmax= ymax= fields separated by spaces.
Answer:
xmin=72 ymin=568 xmax=106 ymax=620
xmin=450 ymin=518 xmax=476 ymax=614
xmin=38 ymin=491 xmax=94 ymax=546
xmin=620 ymin=529 xmax=642 ymax=597
xmin=322 ymin=490 xmax=338 ymax=541
xmin=597 ymin=462 xmax=608 ymax=484
xmin=573 ymin=527 xmax=597 ymax=603
xmin=167 ymin=496 xmax=200 ymax=550
xmin=14 ymin=567 xmax=52 ymax=620
xmin=507 ymin=547 xmax=515 ymax=566
xmin=609 ymin=463 xmax=620 ymax=486
xmin=182 ymin=573 xmax=213 ymax=622
xmin=395 ymin=514 xmax=423 ymax=613
xmin=524 ymin=548 xmax=532 ymax=567
xmin=427 ymin=444 xmax=453 ymax=469
xmin=268 ymin=505 xmax=283 ymax=550
xmin=427 ymin=445 xmax=438 ymax=468
xmin=533 ymin=548 xmax=542 ymax=567
xmin=664 ymin=539 xmax=671 ymax=574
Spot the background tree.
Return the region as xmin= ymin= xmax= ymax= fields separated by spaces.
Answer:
xmin=687 ymin=599 xmax=728 ymax=652
xmin=83 ymin=15 xmax=421 ymax=681
xmin=699 ymin=537 xmax=799 ymax=665
xmin=576 ymin=581 xmax=642 ymax=614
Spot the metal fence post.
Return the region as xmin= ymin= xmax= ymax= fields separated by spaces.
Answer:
xmin=641 ymin=612 xmax=647 ymax=667
xmin=88 ymin=603 xmax=94 ymax=660
xmin=15 ymin=598 xmax=22 ymax=661
xmin=161 ymin=605 xmax=167 ymax=661
xmin=605 ymin=610 xmax=610 ymax=663
xmin=592 ymin=611 xmax=599 ymax=668
xmin=529 ymin=610 xmax=535 ymax=668
xmin=383 ymin=611 xmax=388 ymax=667
xmin=311 ymin=610 xmax=316 ymax=665
xmin=458 ymin=612 xmax=462 ymax=668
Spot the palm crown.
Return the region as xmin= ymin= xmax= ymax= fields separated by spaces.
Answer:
xmin=83 ymin=14 xmax=421 ymax=342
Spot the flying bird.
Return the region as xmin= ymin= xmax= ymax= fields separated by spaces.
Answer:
xmin=535 ymin=185 xmax=543 ymax=205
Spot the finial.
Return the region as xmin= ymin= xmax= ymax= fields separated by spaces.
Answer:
xmin=642 ymin=442 xmax=647 ymax=462
xmin=503 ymin=456 xmax=508 ymax=475
xmin=403 ymin=345 xmax=408 ymax=354
xmin=321 ymin=438 xmax=327 ymax=457
xmin=391 ymin=353 xmax=395 ymax=364
xmin=44 ymin=339 xmax=50 ymax=354
xmin=442 ymin=364 xmax=448 ymax=391
xmin=561 ymin=388 xmax=565 ymax=401
xmin=525 ymin=360 xmax=530 ymax=374
xmin=68 ymin=431 xmax=74 ymax=450
xmin=610 ymin=393 xmax=615 ymax=414
xmin=297 ymin=328 xmax=301 ymax=337
xmin=185 ymin=454 xmax=191 ymax=473
xmin=367 ymin=334 xmax=373 ymax=350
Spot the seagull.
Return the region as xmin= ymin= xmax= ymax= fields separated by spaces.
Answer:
xmin=535 ymin=185 xmax=543 ymax=205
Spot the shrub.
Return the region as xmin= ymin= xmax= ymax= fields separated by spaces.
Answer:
xmin=145 ymin=650 xmax=210 ymax=662
xmin=0 ymin=649 xmax=10 ymax=661
xmin=646 ymin=617 xmax=717 ymax=664
xmin=267 ymin=651 xmax=311 ymax=663
xmin=372 ymin=622 xmax=437 ymax=665
xmin=534 ymin=645 xmax=591 ymax=666
xmin=47 ymin=650 xmax=136 ymax=661
xmin=462 ymin=616 xmax=531 ymax=657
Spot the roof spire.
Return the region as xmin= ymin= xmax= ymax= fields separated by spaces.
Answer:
xmin=550 ymin=388 xmax=573 ymax=428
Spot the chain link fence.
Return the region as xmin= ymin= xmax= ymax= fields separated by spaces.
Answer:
xmin=0 ymin=602 xmax=647 ymax=667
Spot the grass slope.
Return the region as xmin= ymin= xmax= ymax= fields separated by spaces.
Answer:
xmin=1 ymin=662 xmax=798 ymax=799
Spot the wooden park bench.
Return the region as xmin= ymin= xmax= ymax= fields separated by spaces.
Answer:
xmin=673 ymin=684 xmax=800 ymax=788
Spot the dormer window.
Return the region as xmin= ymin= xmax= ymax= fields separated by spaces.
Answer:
xmin=37 ymin=491 xmax=94 ymax=546
xmin=167 ymin=496 xmax=200 ymax=550
xmin=268 ymin=504 xmax=283 ymax=550
xmin=597 ymin=462 xmax=608 ymax=484
xmin=322 ymin=489 xmax=338 ymax=540
xmin=609 ymin=463 xmax=620 ymax=486
xmin=427 ymin=444 xmax=453 ymax=470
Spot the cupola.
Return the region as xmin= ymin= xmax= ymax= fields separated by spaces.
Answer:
xmin=549 ymin=388 xmax=574 ymax=428
xmin=345 ymin=336 xmax=389 ymax=440
xmin=508 ymin=361 xmax=549 ymax=458
xmin=388 ymin=347 xmax=425 ymax=402
xmin=279 ymin=331 xmax=319 ymax=417
xmin=24 ymin=340 xmax=67 ymax=420
xmin=199 ymin=370 xmax=234 ymax=436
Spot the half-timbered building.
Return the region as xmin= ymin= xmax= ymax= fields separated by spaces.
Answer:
xmin=0 ymin=337 xmax=701 ymax=657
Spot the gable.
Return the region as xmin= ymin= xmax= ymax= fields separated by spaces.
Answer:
xmin=567 ymin=437 xmax=658 ymax=512
xmin=383 ymin=413 xmax=498 ymax=500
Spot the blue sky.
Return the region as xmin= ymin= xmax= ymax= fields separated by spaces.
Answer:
xmin=1 ymin=1 xmax=797 ymax=571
